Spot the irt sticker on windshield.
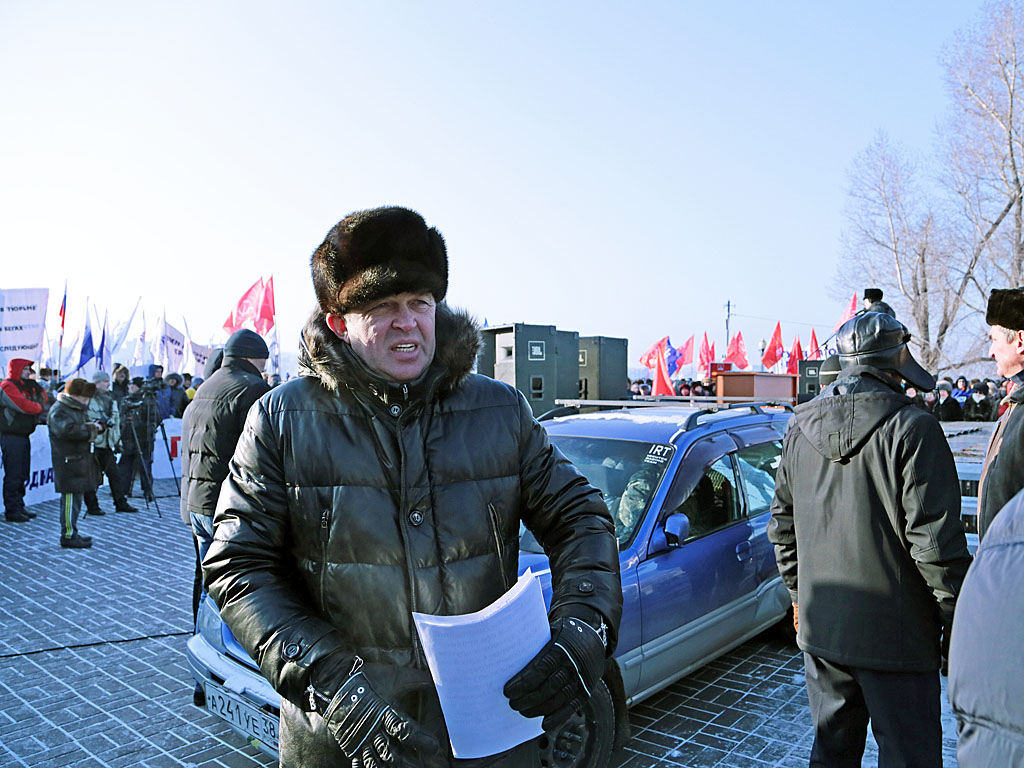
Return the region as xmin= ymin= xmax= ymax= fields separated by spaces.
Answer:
xmin=643 ymin=444 xmax=675 ymax=466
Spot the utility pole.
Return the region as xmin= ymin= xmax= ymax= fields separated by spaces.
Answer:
xmin=724 ymin=300 xmax=732 ymax=345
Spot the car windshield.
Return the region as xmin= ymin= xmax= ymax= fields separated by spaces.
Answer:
xmin=519 ymin=436 xmax=675 ymax=553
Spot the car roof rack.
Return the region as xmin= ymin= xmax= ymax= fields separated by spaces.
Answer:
xmin=543 ymin=397 xmax=795 ymax=425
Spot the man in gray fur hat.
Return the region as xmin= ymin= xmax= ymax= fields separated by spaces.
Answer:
xmin=203 ymin=206 xmax=621 ymax=767
xmin=768 ymin=312 xmax=970 ymax=767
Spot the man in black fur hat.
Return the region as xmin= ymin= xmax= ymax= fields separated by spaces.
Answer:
xmin=203 ymin=206 xmax=622 ymax=767
xmin=978 ymin=287 xmax=1024 ymax=539
xmin=862 ymin=287 xmax=896 ymax=317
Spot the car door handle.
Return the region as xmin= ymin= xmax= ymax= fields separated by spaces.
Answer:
xmin=735 ymin=541 xmax=752 ymax=562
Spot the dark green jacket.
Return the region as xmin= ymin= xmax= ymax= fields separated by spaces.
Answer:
xmin=203 ymin=306 xmax=622 ymax=767
xmin=978 ymin=384 xmax=1024 ymax=539
xmin=768 ymin=367 xmax=971 ymax=672
xmin=47 ymin=394 xmax=99 ymax=494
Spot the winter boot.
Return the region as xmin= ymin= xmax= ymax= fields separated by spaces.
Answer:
xmin=60 ymin=534 xmax=93 ymax=549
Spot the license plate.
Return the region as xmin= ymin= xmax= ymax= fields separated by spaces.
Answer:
xmin=205 ymin=681 xmax=279 ymax=750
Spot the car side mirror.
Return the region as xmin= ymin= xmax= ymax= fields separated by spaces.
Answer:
xmin=663 ymin=513 xmax=690 ymax=548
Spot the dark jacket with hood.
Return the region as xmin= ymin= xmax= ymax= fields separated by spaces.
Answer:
xmin=47 ymin=393 xmax=99 ymax=493
xmin=768 ymin=366 xmax=971 ymax=672
xmin=148 ymin=364 xmax=172 ymax=421
xmin=203 ymin=305 xmax=622 ymax=767
xmin=181 ymin=356 xmax=270 ymax=520
xmin=978 ymin=381 xmax=1024 ymax=538
xmin=948 ymin=487 xmax=1024 ymax=766
xmin=0 ymin=359 xmax=45 ymax=436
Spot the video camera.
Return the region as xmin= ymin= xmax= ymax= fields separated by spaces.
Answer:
xmin=141 ymin=378 xmax=162 ymax=395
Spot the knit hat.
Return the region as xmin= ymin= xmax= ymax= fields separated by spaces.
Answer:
xmin=224 ymin=329 xmax=269 ymax=359
xmin=66 ymin=378 xmax=96 ymax=397
xmin=130 ymin=376 xmax=144 ymax=387
xmin=986 ymin=288 xmax=1024 ymax=331
xmin=91 ymin=370 xmax=110 ymax=383
xmin=936 ymin=380 xmax=952 ymax=393
xmin=311 ymin=206 xmax=448 ymax=315
xmin=972 ymin=383 xmax=988 ymax=395
xmin=864 ymin=288 xmax=884 ymax=302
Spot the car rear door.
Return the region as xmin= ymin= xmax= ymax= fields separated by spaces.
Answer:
xmin=635 ymin=433 xmax=758 ymax=694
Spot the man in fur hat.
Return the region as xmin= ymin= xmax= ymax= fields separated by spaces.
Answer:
xmin=203 ymin=206 xmax=621 ymax=767
xmin=978 ymin=287 xmax=1024 ymax=539
xmin=48 ymin=378 xmax=106 ymax=548
xmin=862 ymin=287 xmax=896 ymax=318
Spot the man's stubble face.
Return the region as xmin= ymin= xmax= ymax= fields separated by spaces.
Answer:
xmin=326 ymin=292 xmax=437 ymax=383
xmin=989 ymin=325 xmax=1024 ymax=379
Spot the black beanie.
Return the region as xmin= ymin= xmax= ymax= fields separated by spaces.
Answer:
xmin=310 ymin=206 xmax=448 ymax=315
xmin=224 ymin=329 xmax=269 ymax=359
xmin=864 ymin=288 xmax=884 ymax=302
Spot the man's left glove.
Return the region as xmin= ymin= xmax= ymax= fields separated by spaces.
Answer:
xmin=310 ymin=657 xmax=440 ymax=767
xmin=503 ymin=610 xmax=607 ymax=731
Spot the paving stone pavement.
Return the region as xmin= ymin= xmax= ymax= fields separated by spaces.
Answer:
xmin=1 ymin=479 xmax=960 ymax=767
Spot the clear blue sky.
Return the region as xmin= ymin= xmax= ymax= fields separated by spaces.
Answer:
xmin=0 ymin=1 xmax=982 ymax=374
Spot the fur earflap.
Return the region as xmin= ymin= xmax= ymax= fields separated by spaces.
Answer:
xmin=986 ymin=288 xmax=1024 ymax=331
xmin=311 ymin=207 xmax=448 ymax=315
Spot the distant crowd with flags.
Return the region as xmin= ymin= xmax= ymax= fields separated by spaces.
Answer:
xmin=633 ymin=294 xmax=860 ymax=396
xmin=0 ymin=277 xmax=284 ymax=395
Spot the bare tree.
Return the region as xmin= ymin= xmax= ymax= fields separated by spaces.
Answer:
xmin=839 ymin=2 xmax=1024 ymax=375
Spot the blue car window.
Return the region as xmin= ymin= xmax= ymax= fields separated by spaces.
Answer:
xmin=672 ymin=455 xmax=742 ymax=540
xmin=521 ymin=436 xmax=675 ymax=551
xmin=734 ymin=441 xmax=782 ymax=516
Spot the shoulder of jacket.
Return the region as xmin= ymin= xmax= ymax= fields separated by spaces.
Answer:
xmin=443 ymin=373 xmax=523 ymax=408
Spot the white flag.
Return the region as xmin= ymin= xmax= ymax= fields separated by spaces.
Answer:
xmin=131 ymin=311 xmax=148 ymax=367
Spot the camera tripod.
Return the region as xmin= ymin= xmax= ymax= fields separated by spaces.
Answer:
xmin=123 ymin=388 xmax=181 ymax=517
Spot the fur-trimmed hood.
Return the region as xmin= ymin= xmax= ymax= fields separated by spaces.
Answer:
xmin=298 ymin=303 xmax=481 ymax=398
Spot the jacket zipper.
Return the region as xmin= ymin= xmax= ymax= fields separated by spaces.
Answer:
xmin=319 ymin=507 xmax=331 ymax=614
xmin=488 ymin=503 xmax=512 ymax=591
xmin=394 ymin=400 xmax=425 ymax=667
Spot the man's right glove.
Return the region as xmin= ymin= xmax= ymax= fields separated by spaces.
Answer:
xmin=503 ymin=613 xmax=607 ymax=731
xmin=310 ymin=657 xmax=440 ymax=767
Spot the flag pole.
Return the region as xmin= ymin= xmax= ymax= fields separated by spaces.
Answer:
xmin=57 ymin=281 xmax=67 ymax=380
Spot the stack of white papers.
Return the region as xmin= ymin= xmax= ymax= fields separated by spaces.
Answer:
xmin=412 ymin=571 xmax=550 ymax=759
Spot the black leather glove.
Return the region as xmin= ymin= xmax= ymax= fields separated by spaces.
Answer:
xmin=309 ymin=657 xmax=439 ymax=767
xmin=503 ymin=611 xmax=607 ymax=731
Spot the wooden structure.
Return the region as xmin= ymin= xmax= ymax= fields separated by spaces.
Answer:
xmin=714 ymin=372 xmax=797 ymax=403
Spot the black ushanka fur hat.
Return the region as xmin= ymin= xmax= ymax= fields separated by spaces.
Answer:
xmin=986 ymin=288 xmax=1024 ymax=331
xmin=310 ymin=206 xmax=448 ymax=315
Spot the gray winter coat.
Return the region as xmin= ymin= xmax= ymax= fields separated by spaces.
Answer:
xmin=203 ymin=305 xmax=622 ymax=767
xmin=949 ymin=487 xmax=1024 ymax=766
xmin=978 ymin=384 xmax=1024 ymax=539
xmin=768 ymin=366 xmax=971 ymax=671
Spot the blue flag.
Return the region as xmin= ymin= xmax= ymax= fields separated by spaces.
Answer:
xmin=74 ymin=312 xmax=95 ymax=373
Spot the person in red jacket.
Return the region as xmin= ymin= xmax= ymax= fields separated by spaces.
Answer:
xmin=0 ymin=359 xmax=46 ymax=522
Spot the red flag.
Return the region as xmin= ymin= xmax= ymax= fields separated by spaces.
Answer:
xmin=651 ymin=342 xmax=674 ymax=396
xmin=762 ymin=322 xmax=784 ymax=370
xmin=677 ymin=335 xmax=694 ymax=366
xmin=832 ymin=292 xmax=858 ymax=332
xmin=224 ymin=279 xmax=264 ymax=335
xmin=638 ymin=336 xmax=669 ymax=369
xmin=254 ymin=276 xmax=276 ymax=335
xmin=807 ymin=328 xmax=822 ymax=361
xmin=786 ymin=335 xmax=804 ymax=375
xmin=724 ymin=331 xmax=749 ymax=370
xmin=710 ymin=341 xmax=716 ymax=361
xmin=698 ymin=333 xmax=712 ymax=377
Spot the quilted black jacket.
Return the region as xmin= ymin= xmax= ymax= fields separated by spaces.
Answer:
xmin=203 ymin=305 xmax=621 ymax=767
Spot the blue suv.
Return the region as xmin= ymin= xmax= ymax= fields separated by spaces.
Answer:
xmin=186 ymin=401 xmax=794 ymax=766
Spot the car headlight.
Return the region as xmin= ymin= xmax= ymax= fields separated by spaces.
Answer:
xmin=197 ymin=595 xmax=227 ymax=652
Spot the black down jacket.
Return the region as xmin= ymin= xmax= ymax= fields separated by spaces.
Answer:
xmin=768 ymin=366 xmax=971 ymax=672
xmin=203 ymin=305 xmax=622 ymax=767
xmin=181 ymin=356 xmax=270 ymax=518
xmin=949 ymin=487 xmax=1024 ymax=766
xmin=47 ymin=394 xmax=99 ymax=494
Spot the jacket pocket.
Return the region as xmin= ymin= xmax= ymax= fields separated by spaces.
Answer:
xmin=488 ymin=503 xmax=513 ymax=592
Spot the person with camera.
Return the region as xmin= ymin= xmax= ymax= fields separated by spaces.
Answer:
xmin=1 ymin=359 xmax=47 ymax=523
xmin=118 ymin=377 xmax=160 ymax=504
xmin=48 ymin=378 xmax=106 ymax=549
xmin=84 ymin=371 xmax=137 ymax=515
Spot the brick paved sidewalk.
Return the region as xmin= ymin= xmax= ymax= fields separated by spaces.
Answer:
xmin=0 ymin=479 xmax=960 ymax=767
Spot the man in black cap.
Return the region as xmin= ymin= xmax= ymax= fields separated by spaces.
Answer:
xmin=118 ymin=376 xmax=160 ymax=503
xmin=862 ymin=287 xmax=896 ymax=317
xmin=203 ymin=207 xmax=621 ymax=767
xmin=768 ymin=312 xmax=971 ymax=767
xmin=977 ymin=287 xmax=1024 ymax=538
